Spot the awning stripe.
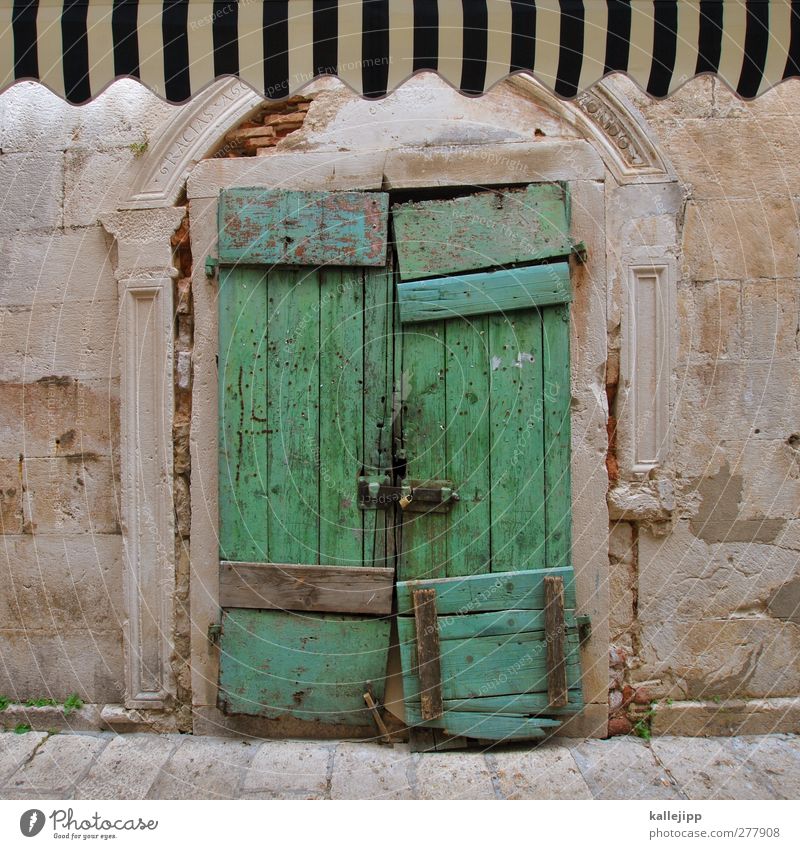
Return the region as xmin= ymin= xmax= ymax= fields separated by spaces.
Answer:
xmin=1 ymin=0 xmax=798 ymax=104
xmin=648 ymin=0 xmax=677 ymax=97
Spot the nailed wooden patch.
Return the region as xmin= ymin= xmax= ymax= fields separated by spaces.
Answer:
xmin=412 ymin=589 xmax=444 ymax=720
xmin=219 ymin=561 xmax=394 ymax=615
xmin=397 ymin=264 xmax=571 ymax=324
xmin=218 ymin=188 xmax=389 ymax=266
xmin=544 ymin=575 xmax=569 ymax=708
xmin=392 ymin=184 xmax=571 ymax=280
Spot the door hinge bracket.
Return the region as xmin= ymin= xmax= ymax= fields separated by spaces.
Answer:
xmin=571 ymin=240 xmax=588 ymax=263
xmin=207 ymin=622 xmax=222 ymax=645
xmin=205 ymin=255 xmax=218 ymax=278
xmin=577 ymin=615 xmax=592 ymax=644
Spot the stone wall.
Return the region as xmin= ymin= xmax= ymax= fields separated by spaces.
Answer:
xmin=0 ymin=82 xmax=174 ymax=706
xmin=606 ymin=77 xmax=800 ymax=736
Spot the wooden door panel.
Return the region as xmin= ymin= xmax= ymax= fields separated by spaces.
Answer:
xmin=219 ymin=609 xmax=391 ymax=726
xmin=392 ymin=185 xmax=572 ymax=280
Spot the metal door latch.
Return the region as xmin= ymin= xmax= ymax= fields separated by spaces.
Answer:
xmin=358 ymin=477 xmax=459 ymax=513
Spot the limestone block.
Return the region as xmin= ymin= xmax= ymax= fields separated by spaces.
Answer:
xmin=0 ymin=458 xmax=22 ymax=533
xmin=676 ymin=280 xmax=743 ymax=362
xmin=650 ymin=697 xmax=800 ymax=737
xmin=672 ymin=362 xmax=800 ymax=444
xmin=609 ymin=557 xmax=636 ymax=637
xmin=0 ymin=227 xmax=115 ymax=308
xmin=0 ymin=703 xmax=103 ymax=733
xmin=0 ymin=629 xmax=123 ymax=703
xmin=491 ymin=742 xmax=592 ymax=799
xmin=75 ymin=734 xmax=178 ymax=799
xmin=21 ymin=455 xmax=119 ymax=535
xmin=0 ymin=153 xmax=63 ymax=233
xmin=638 ymin=523 xmax=799 ymax=623
xmin=331 ymin=742 xmax=413 ymax=800
xmin=741 ymin=278 xmax=800 ymax=360
xmin=414 ymin=752 xmax=496 ymax=800
xmin=621 ymin=73 xmax=715 ymax=121
xmin=0 ymin=79 xmax=173 ymax=153
xmin=100 ymin=208 xmax=185 ymax=274
xmin=242 ymin=740 xmax=331 ymax=798
xmin=566 ymin=737 xmax=680 ymax=799
xmin=0 ymin=731 xmax=48 ymax=784
xmin=0 ymin=299 xmax=120 ymax=382
xmin=637 ymin=619 xmax=800 ymax=700
xmin=656 ymin=117 xmax=800 ymax=199
xmin=64 ymin=148 xmax=138 ymax=227
xmin=0 ymin=378 xmax=120 ymax=460
xmin=733 ymin=439 xmax=800 ymax=519
xmin=0 ymin=533 xmax=123 ymax=630
xmin=682 ymin=198 xmax=800 ymax=281
xmin=146 ymin=736 xmax=255 ymax=799
xmin=3 ymin=733 xmax=109 ymax=795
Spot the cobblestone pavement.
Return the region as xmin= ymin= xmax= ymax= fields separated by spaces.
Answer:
xmin=0 ymin=731 xmax=798 ymax=800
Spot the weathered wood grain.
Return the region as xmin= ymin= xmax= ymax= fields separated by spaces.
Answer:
xmin=397 ymin=264 xmax=571 ymax=323
xmin=545 ymin=575 xmax=569 ymax=707
xmin=413 ymin=589 xmax=444 ymax=720
xmin=543 ymin=303 xmax=572 ymax=570
xmin=219 ymin=561 xmax=394 ymax=615
xmin=218 ymin=189 xmax=389 ymax=266
xmin=396 ymin=566 xmax=576 ymax=615
xmin=392 ymin=185 xmax=571 ymax=280
xmin=218 ymin=609 xmax=391 ymax=725
xmin=404 ymin=709 xmax=559 ymax=741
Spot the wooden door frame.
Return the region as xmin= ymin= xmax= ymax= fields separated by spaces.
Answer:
xmin=185 ymin=146 xmax=610 ymax=738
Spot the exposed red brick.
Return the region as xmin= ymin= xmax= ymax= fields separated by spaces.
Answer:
xmin=608 ymin=715 xmax=633 ymax=736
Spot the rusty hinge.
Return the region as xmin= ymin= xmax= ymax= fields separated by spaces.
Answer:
xmin=577 ymin=614 xmax=592 ymax=644
xmin=207 ymin=622 xmax=222 ymax=645
xmin=205 ymin=255 xmax=218 ymax=278
xmin=571 ymin=241 xmax=588 ymax=263
xmin=358 ymin=477 xmax=459 ymax=513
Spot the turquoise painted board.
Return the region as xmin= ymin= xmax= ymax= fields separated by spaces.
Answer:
xmin=219 ymin=609 xmax=391 ymax=726
xmin=397 ymin=264 xmax=571 ymax=324
xmin=396 ymin=567 xmax=576 ymax=615
xmin=219 ymin=189 xmax=389 ymax=266
xmin=393 ymin=184 xmax=571 ymax=280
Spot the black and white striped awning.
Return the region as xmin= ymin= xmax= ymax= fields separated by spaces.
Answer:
xmin=1 ymin=1 xmax=798 ymax=104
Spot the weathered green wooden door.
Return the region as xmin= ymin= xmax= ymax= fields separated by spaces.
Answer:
xmin=391 ymin=187 xmax=583 ymax=743
xmin=217 ymin=185 xmax=584 ymax=741
xmin=217 ymin=189 xmax=395 ymax=727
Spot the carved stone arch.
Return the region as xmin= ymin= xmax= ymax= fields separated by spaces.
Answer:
xmin=507 ymin=75 xmax=676 ymax=185
xmin=121 ymin=79 xmax=265 ymax=209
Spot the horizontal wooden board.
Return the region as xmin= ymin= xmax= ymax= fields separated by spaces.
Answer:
xmin=392 ymin=184 xmax=571 ymax=280
xmin=405 ymin=709 xmax=559 ymax=741
xmin=436 ymin=608 xmax=577 ymax=641
xmin=397 ymin=264 xmax=571 ymax=323
xmin=441 ymin=689 xmax=584 ymax=715
xmin=219 ymin=189 xmax=389 ymax=266
xmin=398 ymin=623 xmax=581 ymax=701
xmin=396 ymin=566 xmax=576 ymax=615
xmin=218 ymin=609 xmax=391 ymax=725
xmin=219 ymin=561 xmax=394 ymax=615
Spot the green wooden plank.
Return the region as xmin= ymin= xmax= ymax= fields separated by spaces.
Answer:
xmin=363 ymin=265 xmax=394 ymax=569
xmin=392 ymin=184 xmax=571 ymax=281
xmin=318 ymin=267 xmax=364 ymax=567
xmin=441 ymin=690 xmax=584 ymax=715
xmin=397 ymin=619 xmax=580 ymax=701
xmin=397 ymin=264 xmax=571 ymax=323
xmin=219 ymin=189 xmax=389 ymax=266
xmin=396 ymin=566 xmax=576 ymax=615
xmin=444 ymin=315 xmax=492 ymax=576
xmin=399 ymin=321 xmax=449 ymax=581
xmin=266 ymin=268 xmax=320 ymax=564
xmin=543 ymin=304 xmax=572 ymax=570
xmin=219 ymin=267 xmax=268 ymax=561
xmin=435 ymin=608 xmax=577 ymax=641
xmin=405 ymin=710 xmax=558 ymax=741
xmin=218 ymin=609 xmax=390 ymax=725
xmin=489 ymin=308 xmax=547 ymax=572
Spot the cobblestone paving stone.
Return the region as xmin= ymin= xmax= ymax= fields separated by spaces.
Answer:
xmin=0 ymin=731 xmax=796 ymax=800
